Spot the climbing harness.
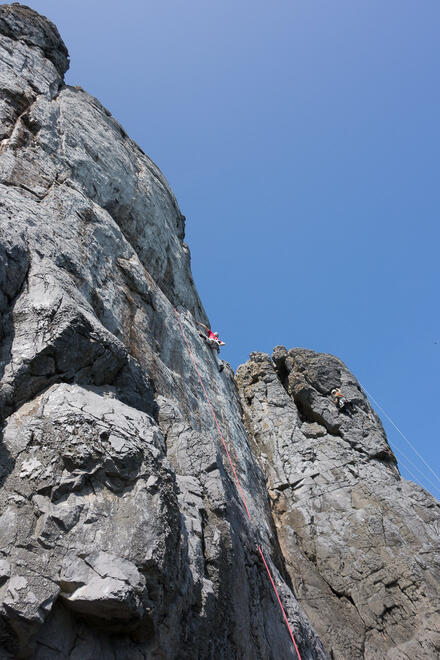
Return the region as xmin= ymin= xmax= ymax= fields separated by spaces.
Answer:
xmin=174 ymin=308 xmax=302 ymax=659
xmin=332 ymin=388 xmax=348 ymax=409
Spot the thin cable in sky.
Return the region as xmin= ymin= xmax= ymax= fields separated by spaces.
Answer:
xmin=362 ymin=384 xmax=440 ymax=487
xmin=397 ymin=458 xmax=432 ymax=491
xmin=389 ymin=442 xmax=440 ymax=499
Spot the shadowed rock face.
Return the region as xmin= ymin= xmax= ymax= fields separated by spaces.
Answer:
xmin=0 ymin=4 xmax=438 ymax=659
xmin=236 ymin=349 xmax=440 ymax=659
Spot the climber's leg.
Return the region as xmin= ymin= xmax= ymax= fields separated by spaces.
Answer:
xmin=210 ymin=347 xmax=224 ymax=372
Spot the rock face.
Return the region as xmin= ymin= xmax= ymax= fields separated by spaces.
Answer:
xmin=236 ymin=349 xmax=440 ymax=659
xmin=0 ymin=4 xmax=439 ymax=659
xmin=0 ymin=5 xmax=324 ymax=659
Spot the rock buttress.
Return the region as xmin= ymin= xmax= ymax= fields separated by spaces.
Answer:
xmin=0 ymin=5 xmax=326 ymax=658
xmin=236 ymin=348 xmax=440 ymax=659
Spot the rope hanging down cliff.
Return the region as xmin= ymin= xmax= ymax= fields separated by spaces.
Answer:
xmin=173 ymin=308 xmax=302 ymax=659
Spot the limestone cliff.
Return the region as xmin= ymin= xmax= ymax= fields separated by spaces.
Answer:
xmin=0 ymin=5 xmax=439 ymax=659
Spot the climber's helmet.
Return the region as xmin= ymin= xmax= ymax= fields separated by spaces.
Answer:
xmin=331 ymin=389 xmax=338 ymax=395
xmin=214 ymin=332 xmax=219 ymax=337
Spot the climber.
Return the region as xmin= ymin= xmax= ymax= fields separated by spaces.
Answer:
xmin=331 ymin=388 xmax=348 ymax=410
xmin=196 ymin=322 xmax=225 ymax=372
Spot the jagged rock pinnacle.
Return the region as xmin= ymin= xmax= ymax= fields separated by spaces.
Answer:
xmin=0 ymin=3 xmax=69 ymax=75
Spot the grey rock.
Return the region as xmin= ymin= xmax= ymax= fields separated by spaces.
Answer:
xmin=0 ymin=4 xmax=437 ymax=659
xmin=0 ymin=5 xmax=325 ymax=655
xmin=1 ymin=573 xmax=59 ymax=658
xmin=0 ymin=559 xmax=11 ymax=585
xmin=0 ymin=4 xmax=65 ymax=145
xmin=0 ymin=383 xmax=181 ymax=656
xmin=236 ymin=349 xmax=440 ymax=659
xmin=60 ymin=551 xmax=147 ymax=624
xmin=0 ymin=3 xmax=68 ymax=75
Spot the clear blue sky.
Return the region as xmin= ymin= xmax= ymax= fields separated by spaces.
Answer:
xmin=16 ymin=1 xmax=440 ymax=497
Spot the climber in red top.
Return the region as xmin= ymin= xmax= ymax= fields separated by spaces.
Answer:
xmin=197 ymin=322 xmax=225 ymax=372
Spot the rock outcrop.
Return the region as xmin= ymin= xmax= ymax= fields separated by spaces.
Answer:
xmin=0 ymin=4 xmax=439 ymax=659
xmin=236 ymin=349 xmax=440 ymax=659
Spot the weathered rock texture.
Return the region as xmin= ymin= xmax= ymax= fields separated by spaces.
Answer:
xmin=0 ymin=4 xmax=439 ymax=659
xmin=236 ymin=349 xmax=440 ymax=659
xmin=0 ymin=5 xmax=324 ymax=659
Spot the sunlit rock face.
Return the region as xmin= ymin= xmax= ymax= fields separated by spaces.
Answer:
xmin=236 ymin=348 xmax=440 ymax=659
xmin=0 ymin=4 xmax=439 ymax=659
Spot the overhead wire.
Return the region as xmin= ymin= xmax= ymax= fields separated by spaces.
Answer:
xmin=361 ymin=384 xmax=440 ymax=488
xmin=389 ymin=443 xmax=440 ymax=498
xmin=392 ymin=451 xmax=440 ymax=497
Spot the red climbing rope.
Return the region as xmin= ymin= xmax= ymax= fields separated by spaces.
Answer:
xmin=174 ymin=309 xmax=252 ymax=520
xmin=257 ymin=545 xmax=302 ymax=658
xmin=173 ymin=308 xmax=302 ymax=659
